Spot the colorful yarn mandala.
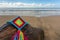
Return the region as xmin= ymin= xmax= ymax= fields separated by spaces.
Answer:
xmin=9 ymin=16 xmax=28 ymax=40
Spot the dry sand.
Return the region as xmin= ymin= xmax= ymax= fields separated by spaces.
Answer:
xmin=0 ymin=15 xmax=60 ymax=40
xmin=0 ymin=16 xmax=40 ymax=27
xmin=39 ymin=16 xmax=60 ymax=40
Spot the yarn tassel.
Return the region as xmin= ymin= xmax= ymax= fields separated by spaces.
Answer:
xmin=11 ymin=30 xmax=24 ymax=40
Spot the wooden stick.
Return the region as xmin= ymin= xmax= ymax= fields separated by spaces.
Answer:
xmin=0 ymin=23 xmax=9 ymax=31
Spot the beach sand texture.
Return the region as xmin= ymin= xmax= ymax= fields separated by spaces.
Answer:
xmin=0 ymin=16 xmax=60 ymax=40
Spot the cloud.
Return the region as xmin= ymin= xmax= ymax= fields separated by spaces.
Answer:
xmin=0 ymin=2 xmax=56 ymax=8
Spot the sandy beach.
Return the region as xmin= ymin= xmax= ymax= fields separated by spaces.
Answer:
xmin=0 ymin=15 xmax=60 ymax=40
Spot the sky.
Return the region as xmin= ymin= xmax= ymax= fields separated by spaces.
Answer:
xmin=0 ymin=0 xmax=60 ymax=8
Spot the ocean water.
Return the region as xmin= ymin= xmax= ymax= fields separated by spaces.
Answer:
xmin=0 ymin=8 xmax=60 ymax=17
